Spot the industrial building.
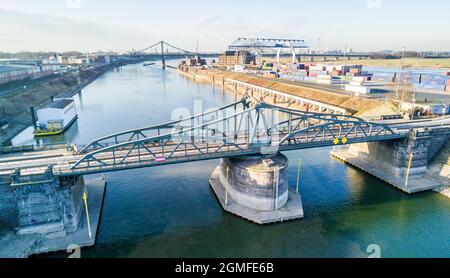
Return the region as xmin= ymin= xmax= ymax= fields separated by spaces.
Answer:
xmin=35 ymin=98 xmax=78 ymax=135
xmin=180 ymin=55 xmax=206 ymax=67
xmin=218 ymin=50 xmax=256 ymax=68
xmin=0 ymin=65 xmax=41 ymax=85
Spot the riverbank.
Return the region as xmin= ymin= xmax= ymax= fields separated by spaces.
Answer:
xmin=177 ymin=67 xmax=399 ymax=118
xmin=0 ymin=63 xmax=124 ymax=146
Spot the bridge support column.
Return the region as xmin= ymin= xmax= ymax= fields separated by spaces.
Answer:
xmin=12 ymin=168 xmax=85 ymax=238
xmin=209 ymin=153 xmax=304 ymax=224
xmin=332 ymin=127 xmax=450 ymax=194
xmin=0 ymin=168 xmax=107 ymax=257
xmin=160 ymin=41 xmax=166 ymax=70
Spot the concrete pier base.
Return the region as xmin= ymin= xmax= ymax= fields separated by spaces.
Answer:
xmin=331 ymin=150 xmax=442 ymax=194
xmin=209 ymin=154 xmax=304 ymax=224
xmin=0 ymin=175 xmax=106 ymax=258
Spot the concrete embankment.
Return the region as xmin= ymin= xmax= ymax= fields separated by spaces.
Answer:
xmin=0 ymin=63 xmax=123 ymax=145
xmin=177 ymin=67 xmax=399 ymax=118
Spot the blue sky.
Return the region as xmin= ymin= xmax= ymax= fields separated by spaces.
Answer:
xmin=0 ymin=0 xmax=449 ymax=53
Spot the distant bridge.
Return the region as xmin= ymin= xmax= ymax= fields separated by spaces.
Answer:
xmin=122 ymin=41 xmax=218 ymax=69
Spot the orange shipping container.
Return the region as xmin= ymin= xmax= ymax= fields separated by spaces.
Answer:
xmin=263 ymin=73 xmax=278 ymax=79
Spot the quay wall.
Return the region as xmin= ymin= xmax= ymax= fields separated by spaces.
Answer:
xmin=177 ymin=67 xmax=399 ymax=118
xmin=347 ymin=127 xmax=450 ymax=178
xmin=333 ymin=127 xmax=450 ymax=195
xmin=0 ymin=63 xmax=127 ymax=145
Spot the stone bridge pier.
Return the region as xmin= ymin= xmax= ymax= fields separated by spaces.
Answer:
xmin=0 ymin=165 xmax=106 ymax=257
xmin=209 ymin=153 xmax=304 ymax=224
xmin=332 ymin=127 xmax=450 ymax=193
xmin=0 ymin=166 xmax=86 ymax=239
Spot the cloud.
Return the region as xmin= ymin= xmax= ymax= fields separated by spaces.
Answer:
xmin=0 ymin=9 xmax=156 ymax=52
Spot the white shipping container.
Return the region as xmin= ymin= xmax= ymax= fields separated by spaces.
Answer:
xmin=350 ymin=81 xmax=365 ymax=86
xmin=352 ymin=76 xmax=367 ymax=82
xmin=317 ymin=79 xmax=340 ymax=85
xmin=317 ymin=74 xmax=332 ymax=80
xmin=345 ymin=85 xmax=372 ymax=94
xmin=309 ymin=66 xmax=326 ymax=71
xmin=294 ymin=70 xmax=308 ymax=76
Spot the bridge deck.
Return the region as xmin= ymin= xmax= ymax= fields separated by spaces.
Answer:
xmin=2 ymin=98 xmax=448 ymax=178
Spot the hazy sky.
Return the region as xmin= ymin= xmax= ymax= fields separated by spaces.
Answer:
xmin=0 ymin=0 xmax=449 ymax=53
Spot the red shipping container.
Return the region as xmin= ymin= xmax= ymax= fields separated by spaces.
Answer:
xmin=309 ymin=72 xmax=318 ymax=77
xmin=350 ymin=68 xmax=361 ymax=74
xmin=331 ymin=70 xmax=342 ymax=76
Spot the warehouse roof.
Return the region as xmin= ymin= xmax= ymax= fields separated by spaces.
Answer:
xmin=42 ymin=99 xmax=75 ymax=109
xmin=0 ymin=65 xmax=35 ymax=73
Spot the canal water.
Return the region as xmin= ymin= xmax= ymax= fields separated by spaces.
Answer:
xmin=12 ymin=61 xmax=450 ymax=258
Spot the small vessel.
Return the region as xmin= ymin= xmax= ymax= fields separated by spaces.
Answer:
xmin=143 ymin=62 xmax=155 ymax=67
xmin=33 ymin=98 xmax=78 ymax=137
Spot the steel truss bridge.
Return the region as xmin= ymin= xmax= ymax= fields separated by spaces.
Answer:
xmin=128 ymin=41 xmax=217 ymax=68
xmin=55 ymin=97 xmax=406 ymax=176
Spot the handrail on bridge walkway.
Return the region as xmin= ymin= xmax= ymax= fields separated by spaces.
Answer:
xmin=65 ymin=97 xmax=405 ymax=175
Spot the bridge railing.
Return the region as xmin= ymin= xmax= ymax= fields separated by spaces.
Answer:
xmin=78 ymin=98 xmax=251 ymax=154
xmin=67 ymin=101 xmax=404 ymax=174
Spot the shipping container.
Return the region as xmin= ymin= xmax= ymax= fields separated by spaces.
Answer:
xmin=317 ymin=74 xmax=332 ymax=80
xmin=414 ymin=83 xmax=446 ymax=91
xmin=352 ymin=76 xmax=369 ymax=82
xmin=263 ymin=73 xmax=278 ymax=79
xmin=317 ymin=79 xmax=340 ymax=85
xmin=304 ymin=76 xmax=317 ymax=82
xmin=431 ymin=104 xmax=449 ymax=115
xmin=420 ymin=74 xmax=449 ymax=86
xmin=372 ymin=71 xmax=396 ymax=78
xmin=330 ymin=70 xmax=342 ymax=76
xmin=350 ymin=81 xmax=365 ymax=86
xmin=293 ymin=70 xmax=308 ymax=76
xmin=371 ymin=76 xmax=395 ymax=82
xmin=345 ymin=85 xmax=372 ymax=95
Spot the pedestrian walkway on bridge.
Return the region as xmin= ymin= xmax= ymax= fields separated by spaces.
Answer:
xmin=0 ymin=97 xmax=408 ymax=177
